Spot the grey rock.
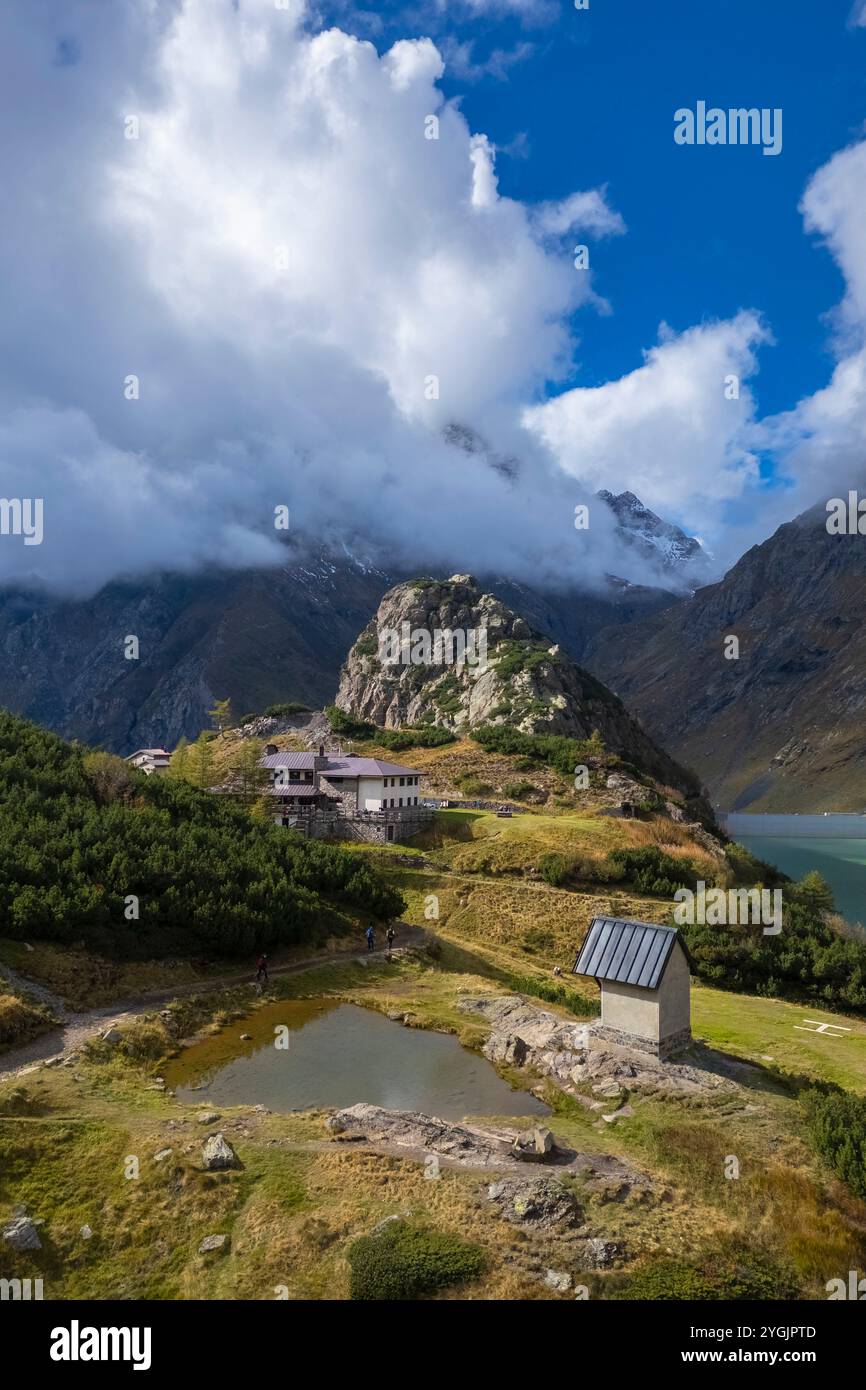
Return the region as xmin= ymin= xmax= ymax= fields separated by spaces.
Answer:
xmin=488 ymin=1176 xmax=582 ymax=1230
xmin=201 ymin=1132 xmax=240 ymax=1171
xmin=3 ymin=1216 xmax=42 ymax=1251
xmin=198 ymin=1234 xmax=228 ymax=1254
xmin=153 ymin=1148 xmax=173 ymax=1163
xmin=197 ymin=1112 xmax=221 ymax=1125
xmin=583 ymin=1237 xmax=623 ymax=1269
xmin=101 ymin=1028 xmax=123 ymax=1044
xmin=544 ymin=1269 xmax=572 ymax=1293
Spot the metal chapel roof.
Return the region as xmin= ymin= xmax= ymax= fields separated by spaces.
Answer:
xmin=572 ymin=916 xmax=680 ymax=991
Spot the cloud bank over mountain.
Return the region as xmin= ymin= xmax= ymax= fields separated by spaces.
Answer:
xmin=0 ymin=0 xmax=864 ymax=596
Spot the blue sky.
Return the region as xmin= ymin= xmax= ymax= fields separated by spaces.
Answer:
xmin=333 ymin=0 xmax=866 ymax=418
xmin=2 ymin=0 xmax=866 ymax=594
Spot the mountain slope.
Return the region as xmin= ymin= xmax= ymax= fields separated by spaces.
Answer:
xmin=587 ymin=503 xmax=866 ymax=811
xmin=0 ymin=551 xmax=680 ymax=755
xmin=335 ymin=573 xmax=702 ymax=798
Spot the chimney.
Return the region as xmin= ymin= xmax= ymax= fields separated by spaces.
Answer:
xmin=314 ymin=742 xmax=328 ymax=771
xmin=265 ymin=743 xmax=278 ymax=756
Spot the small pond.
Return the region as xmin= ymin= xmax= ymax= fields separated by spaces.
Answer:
xmin=164 ymin=999 xmax=549 ymax=1120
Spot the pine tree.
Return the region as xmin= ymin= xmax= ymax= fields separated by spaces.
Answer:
xmin=168 ymin=736 xmax=190 ymax=780
xmin=190 ymin=732 xmax=215 ymax=789
xmin=225 ymin=738 xmax=269 ymax=806
xmin=208 ymin=697 xmax=234 ymax=733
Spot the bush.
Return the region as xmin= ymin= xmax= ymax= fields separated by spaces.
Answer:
xmin=263 ymin=702 xmax=310 ymax=719
xmin=607 ymin=846 xmax=698 ymax=896
xmin=504 ymin=972 xmax=599 ymax=1016
xmin=801 ymin=1088 xmax=866 ymax=1199
xmin=472 ymin=724 xmax=605 ymax=779
xmin=612 ymin=1254 xmax=797 ymax=1301
xmin=455 ymin=775 xmax=493 ymax=798
xmin=347 ymin=1223 xmax=485 ymax=1300
xmin=325 ymin=705 xmax=375 ymax=740
xmin=537 ymin=852 xmax=577 ymax=887
xmin=503 ymin=781 xmax=537 ymax=800
xmin=118 ymin=1021 xmax=170 ymax=1063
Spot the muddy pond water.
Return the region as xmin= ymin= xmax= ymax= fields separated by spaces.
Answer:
xmin=163 ymin=998 xmax=550 ymax=1120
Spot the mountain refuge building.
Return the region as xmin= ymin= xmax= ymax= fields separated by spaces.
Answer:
xmin=260 ymin=745 xmax=429 ymax=842
xmin=124 ymin=748 xmax=172 ymax=775
xmin=573 ymin=916 xmax=692 ymax=1059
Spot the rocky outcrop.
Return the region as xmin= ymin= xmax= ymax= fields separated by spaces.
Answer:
xmin=460 ymin=995 xmax=736 ymax=1097
xmin=336 ymin=575 xmax=701 ymax=797
xmin=326 ymin=1103 xmax=565 ymax=1169
xmin=326 ymin=1103 xmax=654 ymax=1201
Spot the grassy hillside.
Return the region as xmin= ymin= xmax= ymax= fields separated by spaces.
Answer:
xmin=3 ymin=716 xmax=866 ymax=1302
xmin=0 ymin=711 xmax=401 ymax=960
xmin=2 ymin=946 xmax=865 ymax=1301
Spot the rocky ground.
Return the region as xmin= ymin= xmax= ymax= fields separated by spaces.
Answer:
xmin=461 ymin=994 xmax=743 ymax=1103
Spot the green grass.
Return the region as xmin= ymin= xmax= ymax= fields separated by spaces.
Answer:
xmin=692 ymin=983 xmax=866 ymax=1092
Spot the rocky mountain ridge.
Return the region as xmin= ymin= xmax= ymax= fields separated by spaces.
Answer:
xmin=335 ymin=573 xmax=701 ymax=797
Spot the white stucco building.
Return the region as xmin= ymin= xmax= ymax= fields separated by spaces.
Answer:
xmin=573 ymin=916 xmax=692 ymax=1059
xmin=260 ymin=745 xmax=426 ymax=841
xmin=125 ymin=748 xmax=172 ymax=775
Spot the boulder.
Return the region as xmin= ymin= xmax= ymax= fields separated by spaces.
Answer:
xmin=153 ymin=1149 xmax=173 ymax=1163
xmin=101 ymin=1028 xmax=123 ymax=1044
xmin=197 ymin=1112 xmax=221 ymax=1125
xmin=3 ymin=1216 xmax=42 ymax=1251
xmin=487 ymin=1176 xmax=582 ymax=1230
xmin=544 ymin=1269 xmax=572 ymax=1293
xmin=511 ymin=1125 xmax=555 ymax=1162
xmin=201 ymin=1133 xmax=240 ymax=1171
xmin=198 ymin=1234 xmax=228 ymax=1254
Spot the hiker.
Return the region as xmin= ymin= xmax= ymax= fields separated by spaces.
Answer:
xmin=255 ymin=953 xmax=269 ymax=984
xmin=386 ymin=925 xmax=396 ymax=957
xmin=365 ymin=926 xmax=375 ymax=953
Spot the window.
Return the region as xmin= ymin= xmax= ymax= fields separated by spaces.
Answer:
xmin=289 ymin=769 xmax=300 ymax=781
xmin=399 ymin=797 xmax=403 ymax=807
xmin=399 ymin=776 xmax=405 ymax=786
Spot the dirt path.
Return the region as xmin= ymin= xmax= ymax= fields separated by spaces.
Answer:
xmin=0 ymin=925 xmax=428 ymax=1078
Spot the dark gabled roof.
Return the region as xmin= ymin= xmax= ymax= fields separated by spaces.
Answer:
xmin=572 ymin=916 xmax=681 ymax=991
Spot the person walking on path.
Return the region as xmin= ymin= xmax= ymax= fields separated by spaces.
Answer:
xmin=255 ymin=953 xmax=269 ymax=985
xmin=386 ymin=925 xmax=396 ymax=958
xmin=365 ymin=926 xmax=375 ymax=953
